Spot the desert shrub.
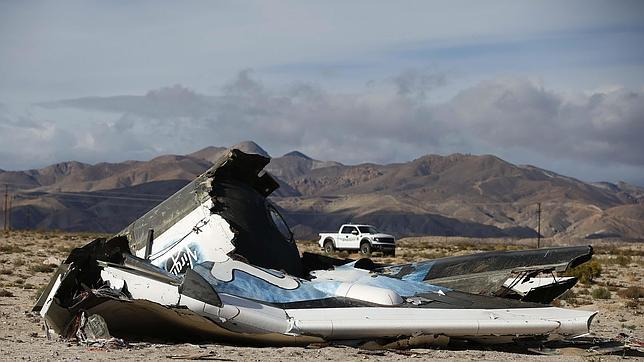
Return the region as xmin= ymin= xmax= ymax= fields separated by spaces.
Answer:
xmin=625 ymin=300 xmax=640 ymax=309
xmin=29 ymin=264 xmax=57 ymax=273
xmin=0 ymin=245 xmax=25 ymax=254
xmin=617 ymin=286 xmax=644 ymax=299
xmin=577 ymin=288 xmax=590 ymax=295
xmin=0 ymin=289 xmax=14 ymax=297
xmin=565 ymin=259 xmax=602 ymax=284
xmin=14 ymin=258 xmax=25 ymax=267
xmin=600 ymin=255 xmax=633 ymax=267
xmin=559 ymin=290 xmax=576 ymax=300
xmin=556 ymin=290 xmax=578 ymax=305
xmin=33 ymin=285 xmax=46 ymax=300
xmin=615 ymin=255 xmax=632 ymax=267
xmin=591 ymin=287 xmax=611 ymax=300
xmin=576 ymin=298 xmax=594 ymax=306
xmin=419 ymin=251 xmax=447 ymax=260
xmin=56 ymin=243 xmax=78 ymax=254
xmin=0 ymin=268 xmax=14 ymax=276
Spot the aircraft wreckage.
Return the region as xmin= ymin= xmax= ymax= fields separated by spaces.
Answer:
xmin=34 ymin=148 xmax=597 ymax=347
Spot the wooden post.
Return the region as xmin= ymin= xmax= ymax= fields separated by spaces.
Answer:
xmin=3 ymin=185 xmax=7 ymax=232
xmin=537 ymin=202 xmax=541 ymax=248
xmin=7 ymin=195 xmax=11 ymax=231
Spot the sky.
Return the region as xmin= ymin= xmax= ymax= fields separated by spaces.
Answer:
xmin=0 ymin=0 xmax=643 ymax=185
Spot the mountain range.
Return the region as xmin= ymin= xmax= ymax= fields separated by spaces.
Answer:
xmin=1 ymin=141 xmax=642 ymax=241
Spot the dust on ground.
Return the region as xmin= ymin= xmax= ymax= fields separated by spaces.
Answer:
xmin=1 ymin=230 xmax=642 ymax=361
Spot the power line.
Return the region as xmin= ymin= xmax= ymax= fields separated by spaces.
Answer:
xmin=0 ymin=181 xmax=180 ymax=198
xmin=36 ymin=191 xmax=166 ymax=202
xmin=11 ymin=189 xmax=167 ymax=202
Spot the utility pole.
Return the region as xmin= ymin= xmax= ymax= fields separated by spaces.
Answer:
xmin=537 ymin=202 xmax=541 ymax=248
xmin=3 ymin=185 xmax=7 ymax=232
xmin=7 ymin=195 xmax=12 ymax=231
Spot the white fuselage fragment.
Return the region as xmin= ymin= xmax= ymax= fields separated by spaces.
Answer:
xmin=99 ymin=264 xmax=596 ymax=343
xmin=136 ymin=199 xmax=236 ymax=275
xmin=285 ymin=306 xmax=595 ymax=340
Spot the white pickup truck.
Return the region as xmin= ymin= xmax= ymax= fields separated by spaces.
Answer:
xmin=318 ymin=224 xmax=396 ymax=256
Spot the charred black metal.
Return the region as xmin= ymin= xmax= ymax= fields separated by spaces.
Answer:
xmin=421 ymin=246 xmax=592 ymax=281
xmin=119 ymin=149 xmax=302 ymax=277
xmin=179 ymin=269 xmax=222 ymax=307
xmin=377 ymin=245 xmax=592 ymax=302
xmin=300 ymin=252 xmax=354 ymax=276
xmin=518 ymin=277 xmax=578 ymax=303
xmin=144 ymin=229 xmax=154 ymax=260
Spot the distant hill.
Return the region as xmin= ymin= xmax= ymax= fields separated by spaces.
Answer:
xmin=1 ymin=142 xmax=642 ymax=241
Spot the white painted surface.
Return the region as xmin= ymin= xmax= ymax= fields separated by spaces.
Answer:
xmin=143 ymin=199 xmax=235 ymax=258
xmin=335 ymin=283 xmax=403 ymax=306
xmin=286 ymin=306 xmax=595 ymax=340
xmin=504 ymin=276 xmax=575 ymax=295
xmin=209 ymin=256 xmax=300 ymax=290
xmin=100 ymin=267 xmax=180 ymax=306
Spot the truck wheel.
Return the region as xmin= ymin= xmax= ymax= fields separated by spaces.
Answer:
xmin=359 ymin=242 xmax=372 ymax=256
xmin=323 ymin=240 xmax=335 ymax=254
xmin=385 ymin=250 xmax=396 ymax=257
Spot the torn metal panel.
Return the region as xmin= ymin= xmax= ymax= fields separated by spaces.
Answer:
xmin=377 ymin=246 xmax=592 ymax=302
xmin=501 ymin=276 xmax=578 ymax=303
xmin=118 ymin=149 xmax=302 ymax=277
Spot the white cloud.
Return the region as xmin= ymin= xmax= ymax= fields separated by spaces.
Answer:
xmin=435 ymin=77 xmax=644 ymax=166
xmin=2 ymin=71 xmax=642 ymax=185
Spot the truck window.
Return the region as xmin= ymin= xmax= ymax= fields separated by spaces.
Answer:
xmin=341 ymin=226 xmax=356 ymax=234
xmin=358 ymin=226 xmax=378 ymax=234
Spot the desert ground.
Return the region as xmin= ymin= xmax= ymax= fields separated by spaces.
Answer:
xmin=0 ymin=230 xmax=642 ymax=361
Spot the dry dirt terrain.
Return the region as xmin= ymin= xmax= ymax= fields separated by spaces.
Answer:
xmin=0 ymin=230 xmax=642 ymax=361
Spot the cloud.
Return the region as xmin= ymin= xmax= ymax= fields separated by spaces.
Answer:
xmin=40 ymin=84 xmax=214 ymax=119
xmin=390 ymin=68 xmax=446 ymax=100
xmin=1 ymin=70 xmax=643 ymax=184
xmin=436 ymin=77 xmax=644 ymax=166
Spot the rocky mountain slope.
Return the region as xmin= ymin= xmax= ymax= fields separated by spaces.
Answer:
xmin=1 ymin=141 xmax=642 ymax=241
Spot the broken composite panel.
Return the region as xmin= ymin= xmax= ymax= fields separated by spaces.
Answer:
xmin=34 ymin=148 xmax=597 ymax=346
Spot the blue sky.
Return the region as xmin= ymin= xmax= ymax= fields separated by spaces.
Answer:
xmin=0 ymin=1 xmax=643 ymax=184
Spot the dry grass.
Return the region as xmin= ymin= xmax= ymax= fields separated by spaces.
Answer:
xmin=29 ymin=264 xmax=57 ymax=274
xmin=14 ymin=258 xmax=25 ymax=267
xmin=0 ymin=244 xmax=25 ymax=253
xmin=591 ymin=287 xmax=611 ymax=299
xmin=564 ymin=259 xmax=602 ymax=284
xmin=617 ymin=286 xmax=644 ymax=299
